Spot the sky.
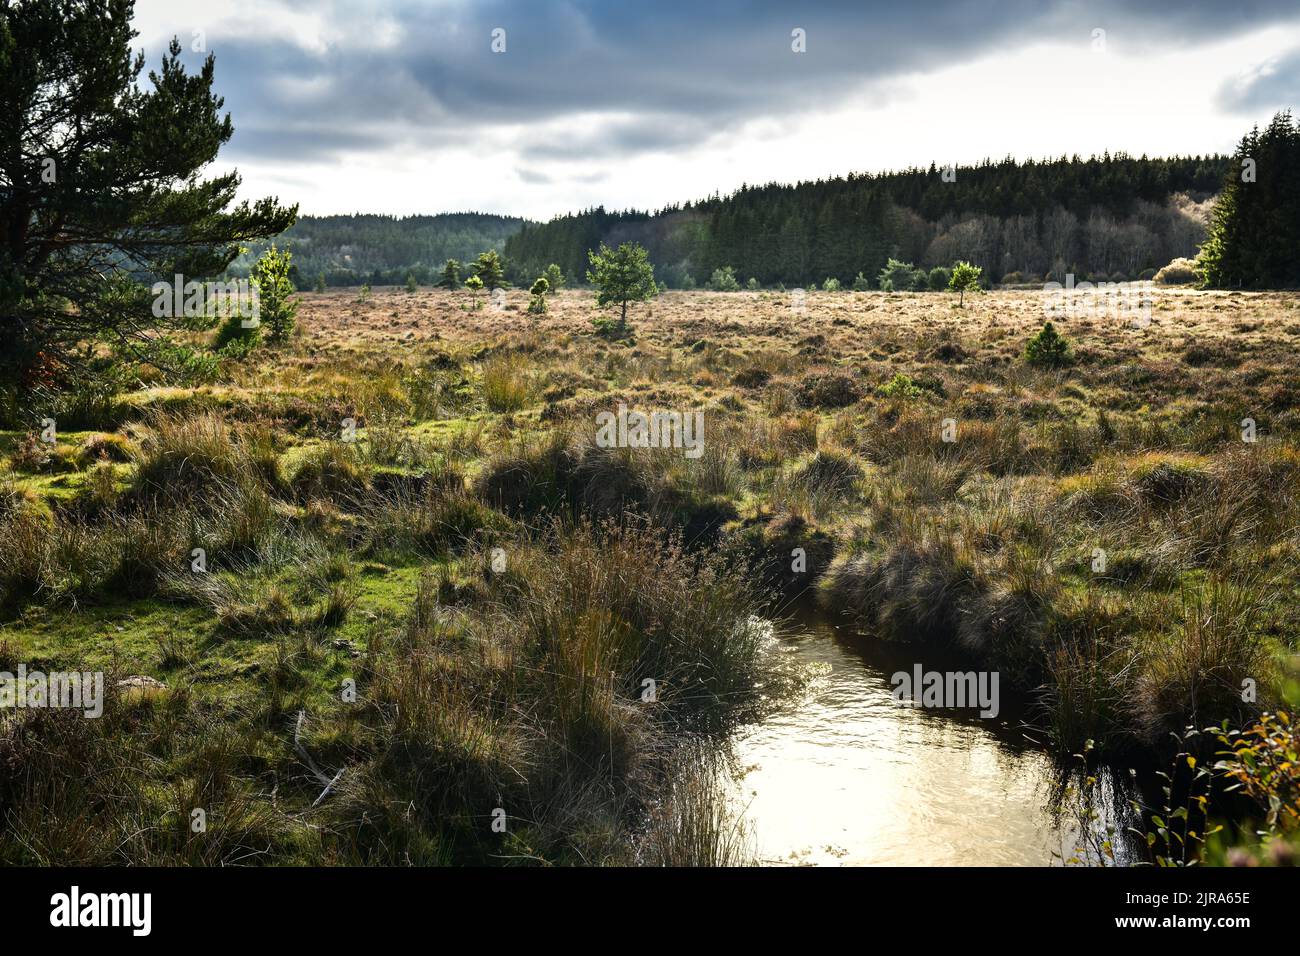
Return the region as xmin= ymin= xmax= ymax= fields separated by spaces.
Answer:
xmin=131 ymin=0 xmax=1300 ymax=221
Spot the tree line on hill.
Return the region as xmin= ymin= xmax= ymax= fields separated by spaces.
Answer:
xmin=230 ymin=117 xmax=1300 ymax=297
xmin=503 ymin=153 xmax=1234 ymax=289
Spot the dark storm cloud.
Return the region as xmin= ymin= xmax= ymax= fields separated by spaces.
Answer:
xmin=151 ymin=0 xmax=1300 ymax=163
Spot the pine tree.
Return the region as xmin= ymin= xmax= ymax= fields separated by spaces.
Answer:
xmin=471 ymin=250 xmax=505 ymax=290
xmin=0 ymin=1 xmax=296 ymax=398
xmin=438 ymin=259 xmax=462 ymax=289
xmin=587 ymin=242 xmax=656 ymax=335
xmin=949 ymin=261 xmax=983 ymax=306
xmin=543 ymin=263 xmax=565 ymax=291
xmin=249 ymin=244 xmax=299 ymax=344
xmin=1200 ymin=111 xmax=1300 ymax=288
xmin=528 ymin=276 xmax=549 ymax=314
xmin=465 ymin=274 xmax=483 ymax=309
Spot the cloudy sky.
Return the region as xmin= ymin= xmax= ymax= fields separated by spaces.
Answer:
xmin=132 ymin=0 xmax=1300 ymax=221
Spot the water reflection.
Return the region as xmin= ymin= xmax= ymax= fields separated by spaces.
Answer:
xmin=725 ymin=615 xmax=1142 ymax=866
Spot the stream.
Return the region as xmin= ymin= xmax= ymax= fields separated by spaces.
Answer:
xmin=725 ymin=612 xmax=1145 ymax=866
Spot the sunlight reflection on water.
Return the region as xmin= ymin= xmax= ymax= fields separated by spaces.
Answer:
xmin=725 ymin=616 xmax=1141 ymax=866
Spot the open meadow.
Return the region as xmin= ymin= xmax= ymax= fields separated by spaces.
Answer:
xmin=2 ymin=285 xmax=1298 ymax=865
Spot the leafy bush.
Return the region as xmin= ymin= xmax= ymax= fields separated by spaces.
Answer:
xmin=877 ymin=373 xmax=924 ymax=399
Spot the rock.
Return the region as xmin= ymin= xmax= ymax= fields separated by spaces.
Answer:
xmin=331 ymin=639 xmax=362 ymax=658
xmin=116 ymin=675 xmax=166 ymax=690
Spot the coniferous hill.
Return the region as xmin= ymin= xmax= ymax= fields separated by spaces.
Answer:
xmin=503 ymin=153 xmax=1232 ymax=289
xmin=231 ymin=212 xmax=531 ymax=287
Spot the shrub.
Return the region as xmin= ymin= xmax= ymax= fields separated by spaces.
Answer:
xmin=732 ymin=366 xmax=772 ymax=389
xmin=927 ymin=266 xmax=951 ymax=291
xmin=877 ymin=373 xmax=924 ymax=399
xmin=822 ymin=277 xmax=841 ymax=292
xmin=1218 ymin=710 xmax=1300 ymax=837
xmin=77 ymin=432 xmax=134 ymax=467
xmin=1154 ymin=257 xmax=1200 ymax=285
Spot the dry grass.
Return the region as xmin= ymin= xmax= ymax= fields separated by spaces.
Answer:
xmin=2 ymin=285 xmax=1297 ymax=864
